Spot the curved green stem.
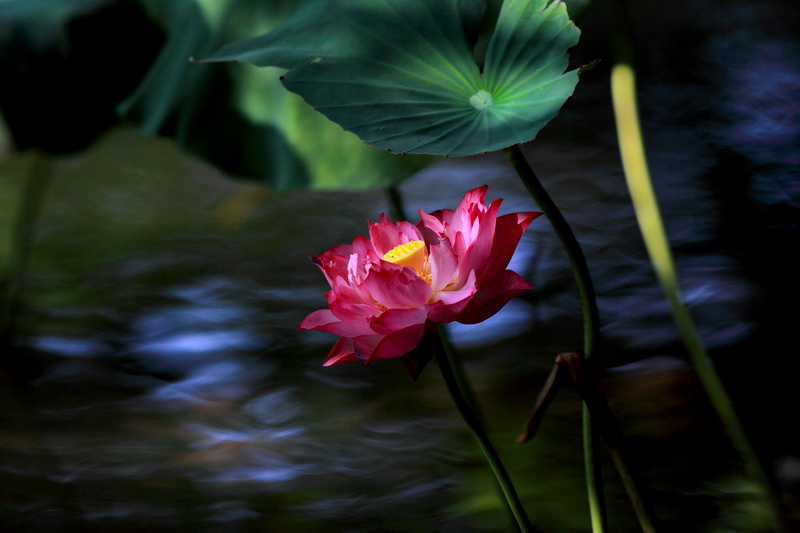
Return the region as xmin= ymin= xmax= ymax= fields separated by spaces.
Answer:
xmin=504 ymin=145 xmax=608 ymax=532
xmin=504 ymin=146 xmax=599 ymax=360
xmin=432 ymin=326 xmax=534 ymax=533
xmin=610 ymin=59 xmax=785 ymax=532
xmin=605 ymin=1 xmax=783 ymax=528
xmin=505 ymin=147 xmax=660 ymax=531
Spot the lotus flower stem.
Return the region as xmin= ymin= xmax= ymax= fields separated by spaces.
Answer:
xmin=608 ymin=13 xmax=785 ymax=527
xmin=432 ymin=326 xmax=534 ymax=533
xmin=437 ymin=324 xmax=483 ymax=418
xmin=504 ymin=146 xmax=600 ymax=360
xmin=582 ymin=409 xmax=607 ymax=533
xmin=504 ymin=144 xmax=608 ymax=532
xmin=560 ymin=353 xmax=657 ymax=532
xmin=505 ymin=146 xmax=662 ymax=531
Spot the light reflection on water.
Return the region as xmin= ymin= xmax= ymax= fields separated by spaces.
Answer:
xmin=3 ymin=1 xmax=800 ymax=531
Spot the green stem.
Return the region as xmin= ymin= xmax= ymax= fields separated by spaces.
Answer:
xmin=504 ymin=145 xmax=608 ymax=532
xmin=437 ymin=324 xmax=483 ymax=417
xmin=567 ymin=353 xmax=657 ymax=533
xmin=583 ymin=409 xmax=607 ymax=533
xmin=605 ymin=1 xmax=782 ymax=528
xmin=610 ymin=57 xmax=785 ymax=532
xmin=432 ymin=326 xmax=534 ymax=533
xmin=504 ymin=146 xmax=599 ymax=360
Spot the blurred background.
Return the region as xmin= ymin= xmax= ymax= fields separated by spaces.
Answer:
xmin=1 ymin=0 xmax=798 ymax=530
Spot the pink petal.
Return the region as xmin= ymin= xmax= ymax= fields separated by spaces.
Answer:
xmin=425 ymin=208 xmax=454 ymax=227
xmin=435 ymin=270 xmax=477 ymax=305
xmin=512 ymin=210 xmax=541 ymax=232
xmin=368 ymin=216 xmax=423 ymax=257
xmin=352 ymin=235 xmax=378 ymax=260
xmin=457 ymin=270 xmax=533 ymax=324
xmin=480 ymin=211 xmax=541 ymax=282
xmin=312 ymin=244 xmax=352 ymax=285
xmin=369 ymin=308 xmax=427 ymax=335
xmin=427 ymin=270 xmax=478 ymax=323
xmin=428 ymin=239 xmax=459 ymax=292
xmin=417 ymin=210 xmax=446 ymax=237
xmin=396 ymin=220 xmax=423 ymax=241
xmin=451 ymin=231 xmax=471 ymax=284
xmin=321 ymin=320 xmax=375 ymax=337
xmin=323 ymin=338 xmax=361 ymax=366
xmin=464 ymin=198 xmax=501 ymax=276
xmin=346 ymin=253 xmax=364 ymax=284
xmin=299 ymin=309 xmax=338 ymax=331
xmin=369 ymin=323 xmax=427 ymax=361
xmin=328 ymin=279 xmax=380 ymax=320
xmin=450 ymin=186 xmax=489 ymax=237
xmin=329 ymin=297 xmax=379 ymax=321
xmin=364 ymin=268 xmax=432 ymax=309
xmin=416 ymin=222 xmax=441 ymax=246
xmin=353 ymin=334 xmax=382 ymax=362
xmin=455 ymin=185 xmax=489 ymax=218
xmin=301 ymin=310 xmax=375 ymax=337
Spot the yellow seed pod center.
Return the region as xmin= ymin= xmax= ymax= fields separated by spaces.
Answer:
xmin=382 ymin=240 xmax=426 ymax=273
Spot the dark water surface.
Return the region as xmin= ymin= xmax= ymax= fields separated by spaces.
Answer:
xmin=2 ymin=1 xmax=799 ymax=531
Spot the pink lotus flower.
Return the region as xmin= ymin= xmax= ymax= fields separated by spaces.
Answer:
xmin=300 ymin=186 xmax=540 ymax=367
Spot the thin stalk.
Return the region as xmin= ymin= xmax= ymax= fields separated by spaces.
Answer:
xmin=583 ymin=409 xmax=607 ymax=533
xmin=592 ymin=401 xmax=655 ymax=531
xmin=432 ymin=326 xmax=534 ymax=533
xmin=518 ymin=360 xmax=567 ymax=443
xmin=504 ymin=146 xmax=599 ymax=360
xmin=437 ymin=324 xmax=483 ymax=418
xmin=610 ymin=60 xmax=785 ymax=531
xmin=504 ymin=145 xmax=608 ymax=533
xmin=518 ymin=359 xmax=606 ymax=530
xmin=563 ymin=352 xmax=657 ymax=533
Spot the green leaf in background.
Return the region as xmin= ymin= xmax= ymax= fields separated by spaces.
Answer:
xmin=117 ymin=0 xmax=213 ymax=135
xmin=206 ymin=0 xmax=581 ymax=156
xmin=118 ymin=0 xmax=433 ymax=191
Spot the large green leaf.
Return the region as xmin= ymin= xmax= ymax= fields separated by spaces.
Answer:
xmin=118 ymin=0 xmax=433 ymax=190
xmin=206 ymin=0 xmax=580 ymax=156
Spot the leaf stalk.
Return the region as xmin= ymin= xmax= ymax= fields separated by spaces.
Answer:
xmin=609 ymin=46 xmax=785 ymax=533
xmin=504 ymin=144 xmax=609 ymax=533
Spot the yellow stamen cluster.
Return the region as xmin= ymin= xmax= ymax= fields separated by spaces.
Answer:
xmin=381 ymin=240 xmax=429 ymax=281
